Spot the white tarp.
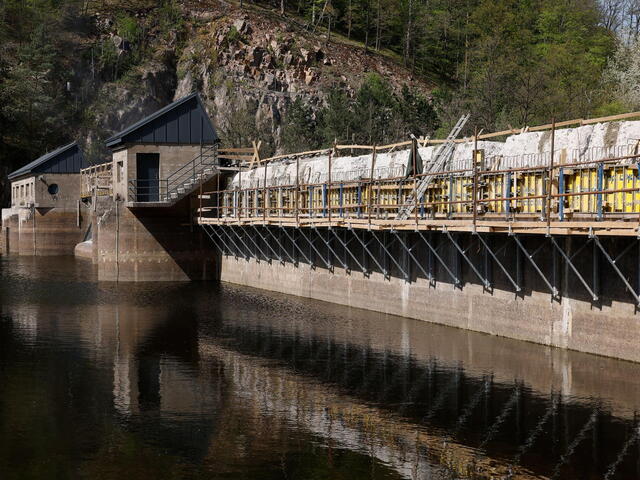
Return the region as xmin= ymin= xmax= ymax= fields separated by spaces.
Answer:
xmin=228 ymin=121 xmax=640 ymax=189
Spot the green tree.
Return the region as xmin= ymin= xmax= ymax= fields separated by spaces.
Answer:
xmin=282 ymin=97 xmax=323 ymax=152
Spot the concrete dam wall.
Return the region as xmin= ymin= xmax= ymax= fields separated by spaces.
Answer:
xmin=207 ymin=226 xmax=640 ymax=363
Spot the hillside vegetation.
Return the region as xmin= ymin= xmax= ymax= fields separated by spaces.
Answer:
xmin=0 ymin=0 xmax=637 ymax=204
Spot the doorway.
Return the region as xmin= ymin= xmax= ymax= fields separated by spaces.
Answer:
xmin=136 ymin=153 xmax=160 ymax=202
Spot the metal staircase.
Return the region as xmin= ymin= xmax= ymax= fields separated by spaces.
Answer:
xmin=396 ymin=113 xmax=470 ymax=220
xmin=163 ymin=145 xmax=219 ymax=202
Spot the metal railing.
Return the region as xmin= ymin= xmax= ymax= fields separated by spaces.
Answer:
xmin=163 ymin=144 xmax=218 ymax=201
xmin=128 ymin=179 xmax=168 ymax=203
xmin=200 ymin=148 xmax=640 ymax=231
xmin=80 ymin=161 xmax=113 ymax=199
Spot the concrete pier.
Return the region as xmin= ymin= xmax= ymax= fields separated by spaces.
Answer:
xmin=94 ymin=201 xmax=216 ymax=282
xmin=1 ymin=206 xmax=88 ymax=256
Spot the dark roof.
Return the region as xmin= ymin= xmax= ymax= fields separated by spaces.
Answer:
xmin=8 ymin=142 xmax=86 ymax=180
xmin=105 ymin=93 xmax=219 ymax=148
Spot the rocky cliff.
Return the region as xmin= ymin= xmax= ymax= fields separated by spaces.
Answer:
xmin=82 ymin=1 xmax=431 ymax=161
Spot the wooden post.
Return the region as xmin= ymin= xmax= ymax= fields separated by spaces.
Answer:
xmin=263 ymin=162 xmax=268 ymax=221
xmin=295 ymin=156 xmax=300 ymax=225
xmin=472 ymin=126 xmax=478 ymax=232
xmin=368 ymin=145 xmax=377 ymax=226
xmin=199 ymin=170 xmax=203 ymax=225
xmin=411 ymin=137 xmax=419 ymax=226
xmin=216 ymin=171 xmax=220 ymax=218
xmin=238 ymin=166 xmax=242 ymax=220
xmin=547 ymin=118 xmax=556 ymax=232
xmin=328 ymin=150 xmax=332 ymax=223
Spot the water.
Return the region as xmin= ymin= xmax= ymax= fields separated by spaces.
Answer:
xmin=1 ymin=257 xmax=640 ymax=479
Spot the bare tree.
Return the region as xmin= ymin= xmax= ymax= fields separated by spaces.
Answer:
xmin=404 ymin=0 xmax=413 ymax=65
xmin=600 ymin=0 xmax=626 ymax=32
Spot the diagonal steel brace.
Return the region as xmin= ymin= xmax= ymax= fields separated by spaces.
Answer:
xmin=263 ymin=226 xmax=296 ymax=264
xmin=416 ymin=230 xmax=460 ymax=285
xmin=280 ymin=227 xmax=313 ymax=266
xmin=228 ymin=226 xmax=255 ymax=260
xmin=446 ymin=230 xmax=490 ymax=288
xmin=201 ymin=225 xmax=225 ymax=253
xmin=217 ymin=226 xmax=247 ymax=259
xmin=316 ymin=228 xmax=349 ymax=270
xmin=392 ymin=231 xmax=431 ymax=280
xmin=250 ymin=225 xmax=281 ymax=263
xmin=239 ymin=225 xmax=269 ymax=261
xmin=592 ymin=235 xmax=640 ymax=306
xmin=476 ymin=233 xmax=521 ymax=292
xmin=329 ymin=228 xmax=365 ymax=272
xmin=550 ymin=236 xmax=598 ymax=301
xmin=351 ymin=229 xmax=387 ymax=276
xmin=297 ymin=227 xmax=332 ymax=269
xmin=512 ymin=234 xmax=558 ymax=297
xmin=372 ymin=230 xmax=408 ymax=280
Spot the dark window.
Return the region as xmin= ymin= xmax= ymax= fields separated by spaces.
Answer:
xmin=48 ymin=183 xmax=59 ymax=195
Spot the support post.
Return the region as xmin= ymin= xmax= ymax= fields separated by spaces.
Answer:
xmin=472 ymin=126 xmax=479 ymax=231
xmin=505 ymin=172 xmax=512 ymax=219
xmin=263 ymin=161 xmax=268 ymax=221
xmin=295 ymin=157 xmax=300 ymax=225
xmin=411 ymin=137 xmax=419 ymax=226
xmin=597 ymin=163 xmax=604 ymax=221
xmin=368 ymin=145 xmax=377 ymax=226
xmin=328 ymin=150 xmax=332 ymax=222
xmin=546 ymin=118 xmax=556 ymax=232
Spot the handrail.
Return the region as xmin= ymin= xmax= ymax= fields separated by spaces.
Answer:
xmin=165 ymin=144 xmax=218 ymax=191
xmin=201 ymin=149 xmax=640 ymax=225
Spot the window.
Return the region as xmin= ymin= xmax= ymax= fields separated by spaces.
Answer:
xmin=48 ymin=184 xmax=59 ymax=195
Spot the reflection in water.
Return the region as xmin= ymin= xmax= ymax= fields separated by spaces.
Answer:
xmin=0 ymin=256 xmax=639 ymax=479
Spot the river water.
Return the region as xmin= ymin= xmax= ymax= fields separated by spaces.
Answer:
xmin=1 ymin=256 xmax=640 ymax=479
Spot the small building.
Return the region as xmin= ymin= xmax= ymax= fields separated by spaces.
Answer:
xmin=105 ymin=92 xmax=220 ymax=204
xmin=2 ymin=142 xmax=89 ymax=255
xmin=78 ymin=93 xmax=221 ymax=281
xmin=8 ymin=142 xmax=86 ymax=209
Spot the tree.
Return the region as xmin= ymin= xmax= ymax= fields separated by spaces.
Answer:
xmin=282 ymin=97 xmax=323 ymax=152
xmin=604 ymin=35 xmax=640 ymax=109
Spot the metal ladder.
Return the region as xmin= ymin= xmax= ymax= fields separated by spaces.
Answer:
xmin=396 ymin=113 xmax=471 ymax=220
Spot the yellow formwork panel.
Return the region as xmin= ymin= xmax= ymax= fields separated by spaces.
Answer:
xmin=233 ymin=162 xmax=640 ymax=220
xmin=603 ymin=166 xmax=640 ymax=213
xmin=567 ymin=169 xmax=596 ymax=214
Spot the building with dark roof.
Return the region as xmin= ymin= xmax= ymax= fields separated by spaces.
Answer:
xmin=2 ymin=142 xmax=89 ymax=256
xmin=105 ymin=92 xmax=219 ymax=149
xmin=105 ymin=92 xmax=220 ymax=204
xmin=8 ymin=142 xmax=86 ymax=209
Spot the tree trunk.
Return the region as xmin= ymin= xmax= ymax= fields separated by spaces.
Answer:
xmin=404 ymin=0 xmax=412 ymax=66
xmin=364 ymin=2 xmax=370 ymax=52
xmin=281 ymin=0 xmax=285 ymax=15
xmin=375 ymin=0 xmax=381 ymax=50
xmin=347 ymin=0 xmax=352 ymax=39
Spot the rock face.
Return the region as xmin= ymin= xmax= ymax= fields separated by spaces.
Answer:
xmin=171 ymin=9 xmax=430 ymax=155
xmin=81 ymin=4 xmax=430 ymax=163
